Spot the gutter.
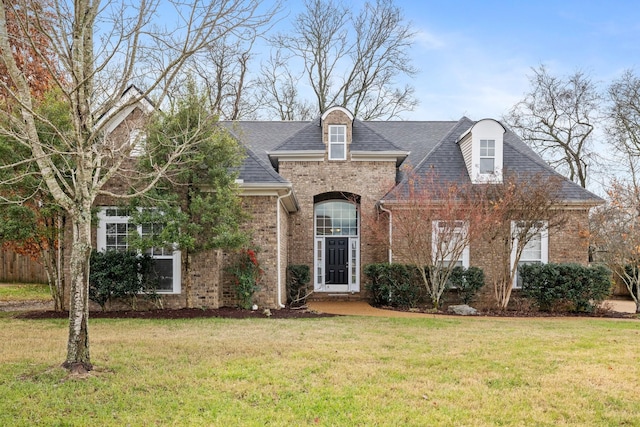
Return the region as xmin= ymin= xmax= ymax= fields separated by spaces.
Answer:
xmin=276 ymin=187 xmax=293 ymax=308
xmin=377 ymin=202 xmax=393 ymax=263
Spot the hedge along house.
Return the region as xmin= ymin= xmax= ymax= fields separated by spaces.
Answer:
xmin=89 ymin=92 xmax=602 ymax=310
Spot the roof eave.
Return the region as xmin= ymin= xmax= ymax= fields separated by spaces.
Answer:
xmin=267 ymin=150 xmax=326 ymax=167
xmin=350 ymin=150 xmax=409 ymax=166
xmin=239 ymin=182 xmax=299 ymax=212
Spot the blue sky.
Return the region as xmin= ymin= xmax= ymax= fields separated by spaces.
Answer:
xmin=393 ymin=0 xmax=640 ymax=120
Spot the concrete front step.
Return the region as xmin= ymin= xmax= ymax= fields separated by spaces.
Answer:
xmin=307 ymin=293 xmax=367 ymax=303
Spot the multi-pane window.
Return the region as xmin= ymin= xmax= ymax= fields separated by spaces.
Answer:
xmin=432 ymin=220 xmax=469 ymax=268
xmin=512 ymin=221 xmax=548 ymax=288
xmin=97 ymin=208 xmax=181 ymax=293
xmin=316 ymin=239 xmax=324 ymax=285
xmin=479 ymin=139 xmax=495 ymax=174
xmin=315 ymin=201 xmax=358 ymax=236
xmin=351 ymin=240 xmax=358 ymax=284
xmin=328 ymin=125 xmax=346 ymax=160
xmin=140 ymin=223 xmax=176 ymax=291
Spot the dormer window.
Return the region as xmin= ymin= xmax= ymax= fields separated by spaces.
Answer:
xmin=457 ymin=119 xmax=505 ymax=183
xmin=329 ymin=125 xmax=346 ymax=160
xmin=479 ymin=139 xmax=495 ymax=174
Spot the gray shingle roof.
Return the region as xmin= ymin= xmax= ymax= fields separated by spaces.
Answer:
xmin=365 ymin=120 xmax=459 ymax=167
xmin=237 ymin=144 xmax=289 ymax=184
xmin=222 ymin=116 xmax=602 ymax=205
xmin=351 ymin=120 xmax=405 ymax=152
xmin=272 ymin=118 xmax=325 ymax=151
xmin=381 ymin=117 xmax=602 ymax=204
xmin=221 ymin=121 xmax=310 ymax=164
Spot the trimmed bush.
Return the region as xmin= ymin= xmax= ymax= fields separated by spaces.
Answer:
xmin=448 ymin=266 xmax=485 ymax=305
xmin=287 ymin=264 xmax=312 ymax=307
xmin=520 ymin=263 xmax=612 ymax=312
xmin=364 ymin=263 xmax=422 ymax=308
xmin=89 ymin=251 xmax=157 ymax=310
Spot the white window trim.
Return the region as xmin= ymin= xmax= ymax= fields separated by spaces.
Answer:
xmin=314 ymin=237 xmax=324 ymax=291
xmin=479 ymin=139 xmax=496 ymax=175
xmin=432 ymin=220 xmax=470 ymax=269
xmin=510 ymin=220 xmax=548 ymax=289
xmin=313 ymin=200 xmax=360 ymax=292
xmin=96 ymin=208 xmax=181 ymax=294
xmin=328 ymin=125 xmax=347 ymax=161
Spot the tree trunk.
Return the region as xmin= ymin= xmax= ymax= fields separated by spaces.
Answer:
xmin=41 ymin=213 xmax=66 ymax=311
xmin=62 ymin=209 xmax=92 ymax=373
xmin=41 ymin=248 xmax=64 ymax=311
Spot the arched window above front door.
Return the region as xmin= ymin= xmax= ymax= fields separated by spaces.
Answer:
xmin=315 ymin=201 xmax=358 ymax=237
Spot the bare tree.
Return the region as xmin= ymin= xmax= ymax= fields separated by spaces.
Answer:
xmin=255 ymin=50 xmax=315 ymax=120
xmin=185 ymin=23 xmax=279 ymax=121
xmin=372 ymin=171 xmax=492 ymax=309
xmin=504 ymin=65 xmax=600 ymax=188
xmin=598 ymin=70 xmax=640 ymax=312
xmin=597 ymin=68 xmax=640 ymax=308
xmin=607 ymin=70 xmax=640 ymax=161
xmin=262 ymin=0 xmax=417 ymax=120
xmin=0 ymin=0 xmax=276 ymax=373
xmin=591 ymin=179 xmax=640 ymax=313
xmin=478 ymin=173 xmax=567 ymax=309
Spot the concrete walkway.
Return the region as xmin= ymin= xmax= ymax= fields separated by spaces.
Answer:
xmin=308 ymin=299 xmax=638 ymax=317
xmin=308 ymin=301 xmax=440 ymax=318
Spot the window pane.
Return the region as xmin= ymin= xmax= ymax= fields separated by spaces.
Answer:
xmin=151 ymin=259 xmax=173 ymax=291
xmin=330 ymin=126 xmax=345 ymax=142
xmin=522 ymin=234 xmax=542 ymax=260
xmin=480 ymin=139 xmax=495 ymax=156
xmin=479 ymin=157 xmax=494 ymax=174
xmin=330 ymin=143 xmax=345 ymax=160
xmin=105 ymin=222 xmax=131 ymax=252
xmin=315 ymin=201 xmax=358 ymax=236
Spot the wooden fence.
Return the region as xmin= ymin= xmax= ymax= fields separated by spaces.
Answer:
xmin=0 ymin=249 xmax=48 ymax=283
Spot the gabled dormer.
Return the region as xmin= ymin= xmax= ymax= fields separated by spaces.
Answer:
xmin=457 ymin=118 xmax=506 ymax=183
xmin=96 ymin=85 xmax=155 ymax=157
xmin=321 ymin=106 xmax=354 ymax=161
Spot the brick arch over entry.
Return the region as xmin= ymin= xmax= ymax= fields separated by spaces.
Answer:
xmin=312 ymin=192 xmax=361 ymax=293
xmin=314 ymin=191 xmax=361 ymax=205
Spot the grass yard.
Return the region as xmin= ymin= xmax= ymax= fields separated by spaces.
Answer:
xmin=0 ymin=283 xmax=50 ymax=302
xmin=1 ymin=314 xmax=638 ymax=426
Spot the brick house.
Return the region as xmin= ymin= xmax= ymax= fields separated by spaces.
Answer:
xmin=91 ymin=100 xmax=602 ymax=309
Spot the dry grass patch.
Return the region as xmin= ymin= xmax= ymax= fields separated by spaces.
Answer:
xmin=1 ymin=315 xmax=639 ymax=426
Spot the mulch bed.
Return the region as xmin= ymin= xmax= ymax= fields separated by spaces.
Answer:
xmin=381 ymin=305 xmax=637 ymax=319
xmin=15 ymin=306 xmax=337 ymax=320
xmin=475 ymin=309 xmax=635 ymax=319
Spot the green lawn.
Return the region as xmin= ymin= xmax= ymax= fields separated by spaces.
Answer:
xmin=0 ymin=283 xmax=50 ymax=301
xmin=1 ymin=314 xmax=638 ymax=426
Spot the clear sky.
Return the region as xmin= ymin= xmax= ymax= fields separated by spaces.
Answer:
xmin=392 ymin=0 xmax=640 ymax=121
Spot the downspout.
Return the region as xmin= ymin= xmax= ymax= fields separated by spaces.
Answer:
xmin=276 ymin=187 xmax=293 ymax=308
xmin=378 ymin=202 xmax=393 ymax=263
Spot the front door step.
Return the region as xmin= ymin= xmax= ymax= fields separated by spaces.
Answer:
xmin=308 ymin=293 xmax=366 ymax=302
